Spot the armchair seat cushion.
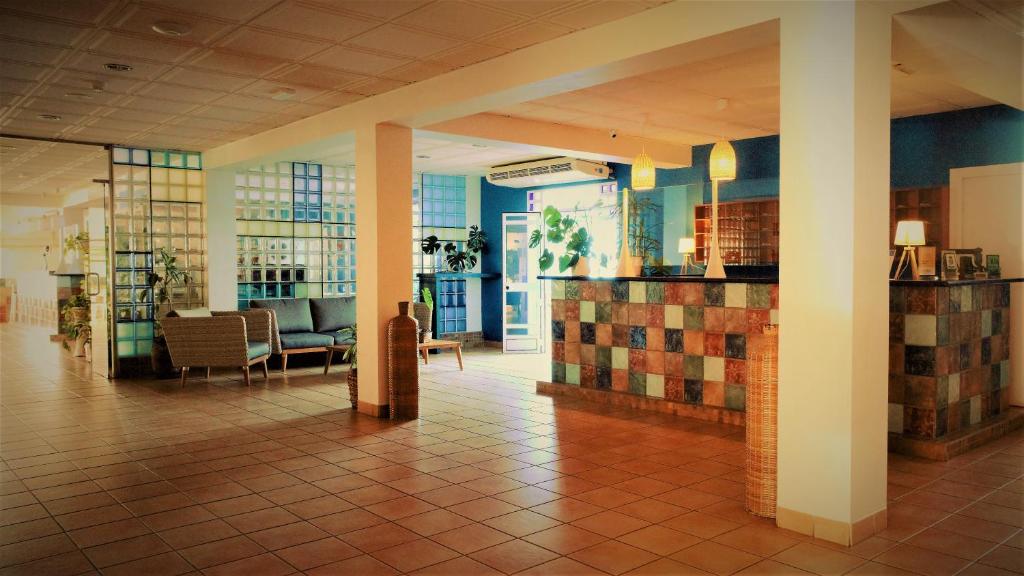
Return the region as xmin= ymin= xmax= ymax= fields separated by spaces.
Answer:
xmin=319 ymin=330 xmax=355 ymax=345
xmin=247 ymin=342 xmax=271 ymax=360
xmin=280 ymin=332 xmax=333 ymax=350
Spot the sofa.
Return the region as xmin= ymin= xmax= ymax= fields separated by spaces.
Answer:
xmin=249 ymin=297 xmax=355 ymax=372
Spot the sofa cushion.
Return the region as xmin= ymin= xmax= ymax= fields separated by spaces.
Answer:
xmin=310 ymin=297 xmax=356 ymax=332
xmin=247 ymin=342 xmax=271 ymax=360
xmin=319 ymin=331 xmax=355 ymax=346
xmin=279 ymin=332 xmax=333 ymax=350
xmin=251 ymin=298 xmax=313 ymax=333
xmin=173 ymin=307 xmax=211 ymax=318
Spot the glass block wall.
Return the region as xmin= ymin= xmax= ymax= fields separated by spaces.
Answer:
xmin=111 ymin=147 xmax=205 ymax=365
xmin=413 ymin=174 xmax=468 ymax=334
xmin=234 ymin=163 xmax=355 ymax=309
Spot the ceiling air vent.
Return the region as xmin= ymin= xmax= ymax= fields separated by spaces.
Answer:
xmin=486 ymin=157 xmax=609 ymax=188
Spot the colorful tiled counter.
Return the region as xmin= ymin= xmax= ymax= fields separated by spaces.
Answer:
xmin=537 ymin=275 xmax=779 ymax=425
xmin=889 ymin=277 xmax=1023 ymax=459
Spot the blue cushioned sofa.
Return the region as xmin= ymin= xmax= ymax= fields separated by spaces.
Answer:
xmin=249 ymin=297 xmax=355 ymax=372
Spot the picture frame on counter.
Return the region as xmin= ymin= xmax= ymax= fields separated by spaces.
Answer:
xmin=953 ymin=247 xmax=983 ymax=279
xmin=941 ymin=250 xmax=959 ymax=280
xmin=986 ymin=254 xmax=1001 ymax=278
xmin=918 ymin=246 xmax=937 ymax=278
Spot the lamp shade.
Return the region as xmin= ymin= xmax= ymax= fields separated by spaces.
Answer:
xmin=894 ymin=220 xmax=926 ymax=246
xmin=631 ymin=148 xmax=656 ymax=191
xmin=709 ymin=140 xmax=736 ymax=181
xmin=678 ymin=237 xmax=695 ymax=254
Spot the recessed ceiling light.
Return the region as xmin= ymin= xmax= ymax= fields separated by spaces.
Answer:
xmin=65 ymin=91 xmax=94 ymax=99
xmin=152 ymin=20 xmax=192 ymax=37
xmin=37 ymin=114 xmax=62 ymax=121
xmin=104 ymin=62 xmax=133 ymax=72
xmin=416 ymin=154 xmax=431 ymax=159
xmin=270 ymin=87 xmax=296 ymax=101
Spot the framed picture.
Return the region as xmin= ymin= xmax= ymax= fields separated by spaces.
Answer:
xmin=918 ymin=246 xmax=936 ymax=278
xmin=986 ymin=254 xmax=1001 ymax=278
xmin=958 ymin=254 xmax=976 ymax=277
xmin=941 ymin=250 xmax=959 ymax=280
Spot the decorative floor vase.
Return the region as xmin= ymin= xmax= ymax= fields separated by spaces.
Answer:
xmin=387 ymin=301 xmax=419 ymax=420
xmin=347 ymin=369 xmax=358 ymax=410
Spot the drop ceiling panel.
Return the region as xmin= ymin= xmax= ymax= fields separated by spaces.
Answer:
xmin=0 ymin=39 xmax=68 ymax=66
xmin=134 ymin=82 xmax=228 ymax=104
xmin=394 ymin=2 xmax=523 ymax=40
xmin=322 ymin=0 xmax=429 ymax=21
xmin=161 ymin=67 xmax=255 ymax=92
xmin=0 ymin=13 xmax=91 ymax=47
xmin=141 ymin=0 xmax=280 ymax=22
xmin=306 ymin=45 xmax=412 ymax=75
xmin=249 ymin=4 xmax=380 ymax=43
xmin=217 ymin=28 xmax=331 ymax=61
xmin=65 ymin=51 xmax=171 ymax=80
xmin=0 ymin=61 xmax=51 ymax=82
xmin=270 ymin=64 xmax=368 ymax=90
xmin=190 ymin=49 xmax=288 ymax=76
xmin=0 ymin=0 xmax=115 ymax=24
xmin=483 ymin=22 xmax=574 ymax=51
xmin=88 ymin=31 xmax=200 ymax=65
xmin=347 ymin=24 xmax=462 ymax=59
xmin=112 ymin=5 xmax=234 ymax=44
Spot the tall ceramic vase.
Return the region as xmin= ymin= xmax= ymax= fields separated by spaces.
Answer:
xmin=387 ymin=302 xmax=419 ymax=420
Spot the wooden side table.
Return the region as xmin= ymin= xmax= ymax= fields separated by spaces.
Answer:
xmin=417 ymin=339 xmax=463 ymax=370
xmin=324 ymin=344 xmax=351 ymax=374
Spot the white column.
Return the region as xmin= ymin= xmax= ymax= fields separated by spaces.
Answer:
xmin=355 ymin=123 xmax=413 ymax=415
xmin=777 ymin=2 xmax=891 ymax=545
xmin=205 ymin=168 xmax=237 ymax=310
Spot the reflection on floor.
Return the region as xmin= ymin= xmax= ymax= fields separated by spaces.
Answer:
xmin=0 ymin=322 xmax=1021 ymax=575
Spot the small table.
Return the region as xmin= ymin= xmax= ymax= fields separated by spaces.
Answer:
xmin=324 ymin=344 xmax=351 ymax=375
xmin=418 ymin=339 xmax=463 ymax=370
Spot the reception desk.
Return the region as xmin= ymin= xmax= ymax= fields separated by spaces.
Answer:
xmin=889 ymin=277 xmax=1022 ymax=458
xmin=538 ymin=275 xmax=779 ymax=425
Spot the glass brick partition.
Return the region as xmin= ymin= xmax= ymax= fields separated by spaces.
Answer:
xmin=234 ymin=163 xmax=355 ymax=309
xmin=111 ymin=147 xmax=206 ymax=365
xmin=413 ymin=174 xmax=469 ymax=334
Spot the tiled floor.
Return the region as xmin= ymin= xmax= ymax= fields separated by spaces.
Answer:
xmin=1 ymin=322 xmax=1021 ymax=576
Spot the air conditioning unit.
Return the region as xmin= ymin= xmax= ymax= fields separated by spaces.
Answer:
xmin=486 ymin=157 xmax=610 ymax=188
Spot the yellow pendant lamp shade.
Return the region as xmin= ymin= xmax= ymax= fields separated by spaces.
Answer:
xmin=709 ymin=140 xmax=737 ymax=181
xmin=631 ymin=147 xmax=656 ymax=191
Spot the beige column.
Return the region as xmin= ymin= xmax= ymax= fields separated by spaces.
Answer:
xmin=777 ymin=2 xmax=891 ymax=545
xmin=355 ymin=122 xmax=413 ymax=416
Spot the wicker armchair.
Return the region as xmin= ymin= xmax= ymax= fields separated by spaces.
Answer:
xmin=161 ymin=310 xmax=273 ymax=387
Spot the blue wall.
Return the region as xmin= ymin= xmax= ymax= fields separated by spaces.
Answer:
xmin=477 ymin=104 xmax=1023 ymax=341
xmin=480 ymin=179 xmax=527 ymax=342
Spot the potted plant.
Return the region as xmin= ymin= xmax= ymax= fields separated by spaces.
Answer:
xmin=413 ymin=287 xmax=433 ymax=343
xmin=63 ymin=232 xmax=89 ymax=260
xmin=421 ymin=225 xmax=488 ymax=273
xmin=529 ymin=206 xmax=594 ymax=275
xmin=609 ymin=195 xmax=663 ymax=276
xmin=61 ymin=292 xmax=91 ymax=357
xmin=339 ymin=325 xmax=358 ymax=409
xmin=147 ymin=248 xmax=192 ymax=377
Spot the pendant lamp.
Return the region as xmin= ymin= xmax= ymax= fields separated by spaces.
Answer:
xmin=705 ymin=140 xmax=736 ymax=279
xmin=631 ymin=147 xmax=656 ymax=191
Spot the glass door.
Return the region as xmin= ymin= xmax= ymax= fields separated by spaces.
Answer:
xmin=502 ymin=212 xmax=544 ymax=353
xmin=86 ymin=195 xmax=111 ymax=378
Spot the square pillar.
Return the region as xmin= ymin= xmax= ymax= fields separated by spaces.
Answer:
xmin=355 ymin=123 xmax=413 ymax=416
xmin=777 ymin=2 xmax=891 ymax=545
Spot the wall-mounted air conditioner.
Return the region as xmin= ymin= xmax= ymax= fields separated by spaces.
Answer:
xmin=486 ymin=157 xmax=610 ymax=188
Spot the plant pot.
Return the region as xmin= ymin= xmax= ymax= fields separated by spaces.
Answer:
xmin=150 ymin=336 xmax=176 ymax=379
xmin=72 ymin=335 xmax=87 ymax=357
xmin=572 ymin=256 xmax=590 ymax=276
xmin=68 ymin=307 xmax=89 ymax=323
xmin=347 ymin=368 xmax=358 ymax=409
xmin=413 ymin=303 xmax=432 ymax=343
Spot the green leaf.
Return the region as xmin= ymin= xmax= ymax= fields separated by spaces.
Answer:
xmin=538 ymin=249 xmax=554 ymax=271
xmin=421 ymin=236 xmax=442 ymax=254
xmin=543 ymin=206 xmax=562 ymax=228
xmin=558 ymin=253 xmax=579 ymax=273
xmin=547 ymin=228 xmax=564 ymax=243
xmin=529 ymin=229 xmax=542 ymax=249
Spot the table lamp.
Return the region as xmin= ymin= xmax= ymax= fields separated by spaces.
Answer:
xmin=678 ymin=237 xmax=700 ymax=275
xmin=893 ymin=220 xmax=925 ymax=279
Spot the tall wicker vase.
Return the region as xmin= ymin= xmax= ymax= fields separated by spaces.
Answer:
xmin=387 ymin=302 xmax=419 ymax=420
xmin=346 ymin=369 xmax=358 ymax=410
xmin=413 ymin=303 xmax=432 ymax=343
xmin=745 ymin=325 xmax=778 ymax=518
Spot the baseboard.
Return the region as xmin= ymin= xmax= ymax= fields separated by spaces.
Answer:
xmin=536 ymin=381 xmax=745 ymax=426
xmin=357 ymin=401 xmax=389 ymax=418
xmin=777 ymin=507 xmax=887 ymax=546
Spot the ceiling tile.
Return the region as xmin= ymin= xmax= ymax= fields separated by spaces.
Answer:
xmin=346 ymin=24 xmax=461 ymax=59
xmin=161 ymin=66 xmax=256 ymax=92
xmin=429 ymin=42 xmax=508 ymax=68
xmin=0 ymin=0 xmax=116 ymax=24
xmin=347 ymin=77 xmax=409 ymax=96
xmin=382 ymin=60 xmax=454 ymax=83
xmin=191 ymin=105 xmax=268 ymax=122
xmin=304 ymin=91 xmax=365 ymax=107
xmin=111 ymin=4 xmax=236 ymax=45
xmin=238 ymin=78 xmax=327 ymax=101
xmin=0 ymin=12 xmax=92 ymax=47
xmin=249 ymin=3 xmax=380 ymax=43
xmin=212 ymin=93 xmax=295 ymax=112
xmin=306 ymin=44 xmax=411 ymax=75
xmin=482 ymin=21 xmax=574 ymax=51
xmin=0 ymin=61 xmax=52 ymax=82
xmin=270 ymin=63 xmax=367 ymax=90
xmin=217 ymin=27 xmax=330 ymax=60
xmin=21 ymin=95 xmax=107 ymax=116
xmin=190 ymin=48 xmax=287 ymax=76
xmin=547 ymin=0 xmax=652 ymax=30
xmin=115 ymin=95 xmax=199 ymax=114
xmin=474 ymin=0 xmax=583 ymax=17
xmin=317 ymin=0 xmax=429 ymax=21
xmin=139 ymin=0 xmax=280 ymax=22
xmin=135 ymin=82 xmax=228 ymax=104
xmin=0 ymin=39 xmax=69 ymax=66
xmin=65 ymin=51 xmax=172 ymax=80
xmin=394 ymin=2 xmax=523 ymax=40
xmin=89 ymin=31 xmax=200 ymax=64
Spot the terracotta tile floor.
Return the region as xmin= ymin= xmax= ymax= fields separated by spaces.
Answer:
xmin=1 ymin=322 xmax=1021 ymax=575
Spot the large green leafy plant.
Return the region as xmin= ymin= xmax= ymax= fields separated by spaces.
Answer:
xmin=146 ymin=247 xmax=192 ymax=315
xmin=529 ymin=206 xmax=594 ymax=273
xmin=421 ymin=225 xmax=488 ymax=273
